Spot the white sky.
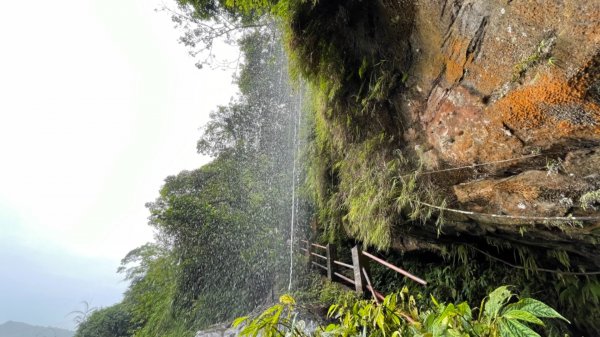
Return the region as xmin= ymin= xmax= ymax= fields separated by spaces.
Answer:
xmin=0 ymin=0 xmax=238 ymax=329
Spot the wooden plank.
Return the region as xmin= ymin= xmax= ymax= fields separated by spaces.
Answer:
xmin=366 ymin=285 xmax=385 ymax=302
xmin=326 ymin=243 xmax=336 ymax=281
xmin=306 ymin=241 xmax=311 ymax=268
xmin=351 ymin=246 xmax=367 ymax=294
xmin=334 ymin=260 xmax=353 ymax=269
xmin=311 ymin=261 xmax=327 ymax=271
xmin=362 ymin=267 xmax=379 ymax=304
xmin=362 ymin=251 xmax=427 ymax=285
xmin=334 ymin=272 xmax=355 ymax=285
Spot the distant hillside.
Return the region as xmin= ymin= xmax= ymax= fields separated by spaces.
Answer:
xmin=0 ymin=321 xmax=74 ymax=337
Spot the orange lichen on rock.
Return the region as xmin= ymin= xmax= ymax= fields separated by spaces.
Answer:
xmin=490 ymin=75 xmax=600 ymax=144
xmin=498 ymin=179 xmax=540 ymax=201
xmin=495 ymin=76 xmax=580 ymax=127
xmin=443 ymin=37 xmax=470 ymax=84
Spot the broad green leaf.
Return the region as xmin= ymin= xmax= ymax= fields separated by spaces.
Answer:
xmin=261 ymin=305 xmax=278 ymax=316
xmin=271 ymin=306 xmax=282 ymax=326
xmin=325 ymin=323 xmax=338 ymax=332
xmin=502 ymin=310 xmax=544 ymax=326
xmin=503 ymin=298 xmax=570 ymax=323
xmin=375 ymin=313 xmax=385 ymax=335
xmin=499 ymin=319 xmax=541 ymax=337
xmin=456 ymin=302 xmax=472 ymax=320
xmin=390 ymin=311 xmax=401 ymax=325
xmin=485 ymin=286 xmax=513 ymax=319
xmin=232 ymin=316 xmax=249 ymax=328
xmin=327 ymin=304 xmax=339 ymax=318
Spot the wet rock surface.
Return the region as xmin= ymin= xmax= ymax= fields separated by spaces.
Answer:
xmin=195 ymin=324 xmax=240 ymax=337
xmin=377 ymin=0 xmax=600 ymax=265
xmin=387 ymin=0 xmax=600 ymax=217
xmin=453 ymin=170 xmax=588 ymax=217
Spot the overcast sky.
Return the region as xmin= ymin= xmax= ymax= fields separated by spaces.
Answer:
xmin=0 ymin=0 xmax=238 ymax=329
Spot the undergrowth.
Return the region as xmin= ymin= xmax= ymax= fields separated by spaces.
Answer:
xmin=234 ymin=286 xmax=569 ymax=337
xmin=365 ymin=244 xmax=600 ymax=335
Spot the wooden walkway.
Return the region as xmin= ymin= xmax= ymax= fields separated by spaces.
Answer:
xmin=299 ymin=240 xmax=427 ymax=300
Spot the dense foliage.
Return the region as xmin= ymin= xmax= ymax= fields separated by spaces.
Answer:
xmin=74 ymin=304 xmax=136 ymax=337
xmin=236 ymin=287 xmax=568 ymax=337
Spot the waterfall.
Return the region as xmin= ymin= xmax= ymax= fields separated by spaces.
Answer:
xmin=288 ymin=86 xmax=302 ymax=291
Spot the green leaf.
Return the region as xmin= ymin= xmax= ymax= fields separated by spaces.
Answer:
xmin=447 ymin=328 xmax=464 ymax=337
xmin=327 ymin=304 xmax=339 ymax=318
xmin=430 ymin=294 xmax=440 ymax=307
xmin=499 ymin=319 xmax=541 ymax=337
xmin=325 ymin=323 xmax=338 ymax=332
xmin=502 ymin=310 xmax=544 ymax=326
xmin=232 ymin=316 xmax=249 ymax=328
xmin=375 ymin=313 xmax=385 ymax=335
xmin=456 ymin=302 xmax=472 ymax=321
xmin=503 ymin=298 xmax=570 ymax=323
xmin=485 ymin=286 xmax=513 ymax=319
xmin=358 ymin=58 xmax=369 ymax=80
xmin=279 ymin=294 xmax=295 ymax=305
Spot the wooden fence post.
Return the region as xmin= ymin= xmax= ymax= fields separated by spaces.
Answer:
xmin=351 ymin=245 xmax=367 ymax=295
xmin=306 ymin=241 xmax=311 ymax=269
xmin=326 ymin=243 xmax=336 ymax=281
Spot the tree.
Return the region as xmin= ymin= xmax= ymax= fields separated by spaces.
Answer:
xmin=74 ymin=304 xmax=136 ymax=337
xmin=163 ymin=0 xmax=270 ymax=68
xmin=105 ymin=22 xmax=305 ymax=337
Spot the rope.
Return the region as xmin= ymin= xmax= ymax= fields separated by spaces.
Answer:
xmin=417 ymin=201 xmax=600 ymax=222
xmin=467 ymin=245 xmax=600 ymax=276
xmin=402 ymin=146 xmax=598 ymax=179
xmin=404 ymin=152 xmax=547 ymax=178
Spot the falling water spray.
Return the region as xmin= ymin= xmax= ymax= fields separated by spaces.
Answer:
xmin=287 ymin=86 xmax=302 ymax=291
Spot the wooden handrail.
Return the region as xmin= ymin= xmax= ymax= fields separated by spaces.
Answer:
xmin=311 ymin=261 xmax=327 ymax=271
xmin=366 ymin=285 xmax=385 ymax=301
xmin=363 ymin=267 xmax=379 ymax=304
xmin=334 ymin=272 xmax=355 ymax=285
xmin=362 ymin=251 xmax=427 ymax=286
xmin=334 ymin=260 xmax=353 ymax=269
xmin=300 ymin=239 xmax=427 ymax=297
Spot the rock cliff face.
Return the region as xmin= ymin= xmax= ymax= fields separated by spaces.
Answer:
xmin=382 ymin=0 xmax=600 ymax=265
xmin=288 ymin=0 xmax=600 ymax=331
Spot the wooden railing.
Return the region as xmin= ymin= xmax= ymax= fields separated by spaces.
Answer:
xmin=299 ymin=240 xmax=427 ymax=297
